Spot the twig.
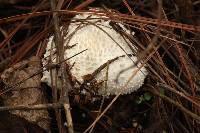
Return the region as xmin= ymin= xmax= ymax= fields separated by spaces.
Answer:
xmin=0 ymin=103 xmax=62 ymax=112
xmin=50 ymin=0 xmax=63 ymax=132
xmin=122 ymin=0 xmax=135 ymax=15
xmin=50 ymin=0 xmax=74 ymax=133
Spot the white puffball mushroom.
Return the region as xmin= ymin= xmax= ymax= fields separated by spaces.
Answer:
xmin=42 ymin=11 xmax=148 ymax=96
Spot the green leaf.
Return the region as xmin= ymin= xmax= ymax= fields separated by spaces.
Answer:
xmin=143 ymin=92 xmax=152 ymax=101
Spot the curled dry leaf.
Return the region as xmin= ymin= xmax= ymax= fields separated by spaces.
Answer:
xmin=0 ymin=56 xmax=50 ymax=132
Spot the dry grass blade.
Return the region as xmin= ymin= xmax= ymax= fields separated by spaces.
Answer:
xmin=0 ymin=0 xmax=47 ymax=50
xmin=1 ymin=10 xmax=199 ymax=32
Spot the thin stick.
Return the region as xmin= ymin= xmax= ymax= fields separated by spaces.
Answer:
xmin=0 ymin=103 xmax=62 ymax=111
xmin=51 ymin=0 xmax=74 ymax=133
xmin=50 ymin=0 xmax=64 ymax=132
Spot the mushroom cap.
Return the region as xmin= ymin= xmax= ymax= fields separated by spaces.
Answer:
xmin=42 ymin=12 xmax=148 ymax=95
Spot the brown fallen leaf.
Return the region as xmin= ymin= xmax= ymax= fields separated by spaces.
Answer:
xmin=0 ymin=56 xmax=50 ymax=132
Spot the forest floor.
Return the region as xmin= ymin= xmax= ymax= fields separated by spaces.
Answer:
xmin=0 ymin=0 xmax=199 ymax=133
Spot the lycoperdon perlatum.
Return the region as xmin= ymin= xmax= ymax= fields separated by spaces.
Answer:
xmin=42 ymin=9 xmax=148 ymax=96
